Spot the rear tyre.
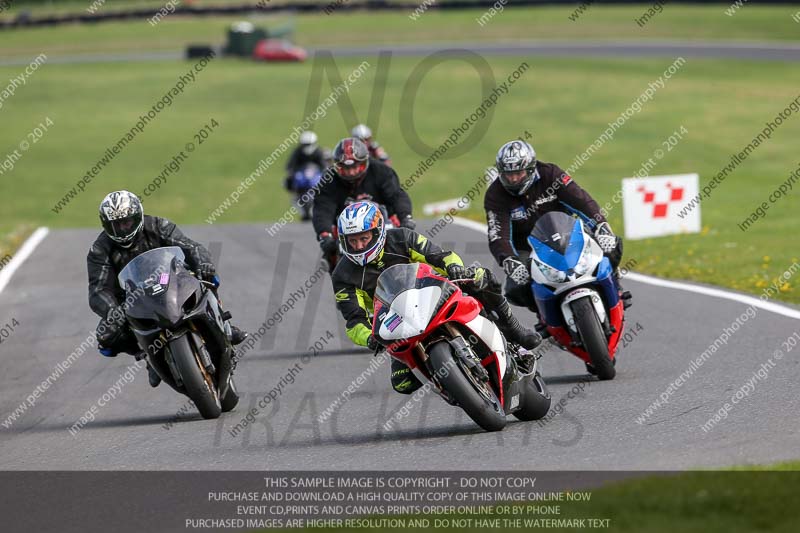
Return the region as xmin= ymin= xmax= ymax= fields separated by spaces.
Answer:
xmin=513 ymin=372 xmax=551 ymax=421
xmin=428 ymin=341 xmax=506 ymax=432
xmin=169 ymin=335 xmax=222 ymax=419
xmin=571 ymin=298 xmax=616 ymax=381
xmin=221 ymin=376 xmax=240 ymax=412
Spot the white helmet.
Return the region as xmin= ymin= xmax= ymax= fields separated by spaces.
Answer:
xmin=350 ymin=124 xmax=372 ymax=141
xmin=299 ymin=131 xmax=318 ymax=155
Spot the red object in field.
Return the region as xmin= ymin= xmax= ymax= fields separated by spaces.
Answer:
xmin=253 ymin=39 xmax=307 ymax=62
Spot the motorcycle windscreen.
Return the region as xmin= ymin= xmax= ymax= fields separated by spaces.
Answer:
xmin=377 ymin=286 xmax=443 ymax=340
xmin=528 ymin=211 xmax=585 ymax=271
xmin=118 ymin=246 xmax=186 ymax=293
xmin=375 ymin=263 xmax=452 ymax=341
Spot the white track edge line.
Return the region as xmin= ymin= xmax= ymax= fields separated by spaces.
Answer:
xmin=450 ymin=217 xmax=800 ymax=320
xmin=0 ymin=227 xmax=50 ymax=295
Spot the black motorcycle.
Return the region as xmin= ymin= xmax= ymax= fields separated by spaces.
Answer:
xmin=118 ymin=247 xmax=239 ymax=419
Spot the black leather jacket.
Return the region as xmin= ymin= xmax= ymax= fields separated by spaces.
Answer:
xmin=311 ymin=159 xmax=413 ymax=236
xmin=87 ymin=215 xmax=212 ymax=318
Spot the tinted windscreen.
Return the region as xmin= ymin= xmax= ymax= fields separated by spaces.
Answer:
xmin=118 ymin=247 xmax=185 ymax=290
xmin=531 ymin=212 xmax=579 ymax=255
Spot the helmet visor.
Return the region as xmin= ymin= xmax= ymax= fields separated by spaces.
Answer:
xmin=341 ymin=228 xmax=380 ymax=256
xmin=498 ymin=168 xmax=538 ymax=195
xmin=336 ymin=160 xmax=368 ymax=181
xmin=103 ymin=211 xmax=142 ymax=242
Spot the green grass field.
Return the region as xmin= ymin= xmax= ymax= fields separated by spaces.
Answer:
xmin=1 ymin=6 xmax=798 ymax=304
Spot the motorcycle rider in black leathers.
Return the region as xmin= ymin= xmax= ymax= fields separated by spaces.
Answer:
xmin=284 ymin=131 xmax=329 ymax=191
xmin=351 ymin=124 xmax=391 ymax=166
xmin=331 ymin=201 xmax=542 ymax=395
xmin=87 ymin=190 xmax=248 ymax=387
xmin=313 ymin=137 xmax=414 ymax=272
xmin=484 ymin=140 xmax=629 ymax=331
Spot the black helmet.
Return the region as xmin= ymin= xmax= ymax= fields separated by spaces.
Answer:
xmin=333 ymin=137 xmax=370 ymax=183
xmin=495 ymin=140 xmax=539 ymax=196
xmin=99 ymin=190 xmax=143 ymax=248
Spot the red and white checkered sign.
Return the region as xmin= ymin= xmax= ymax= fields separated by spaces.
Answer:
xmin=622 ymin=174 xmax=700 ymax=240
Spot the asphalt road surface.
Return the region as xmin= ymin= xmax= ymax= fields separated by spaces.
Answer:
xmin=1 ymin=221 xmax=798 ymax=470
xmin=2 ymin=40 xmax=800 ymax=66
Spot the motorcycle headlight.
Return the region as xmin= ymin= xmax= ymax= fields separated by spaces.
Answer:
xmin=573 ymin=245 xmax=593 ymax=277
xmin=534 ymin=259 xmax=566 ymax=284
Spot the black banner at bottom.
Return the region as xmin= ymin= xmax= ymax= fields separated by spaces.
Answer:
xmin=2 ymin=471 xmax=798 ymax=532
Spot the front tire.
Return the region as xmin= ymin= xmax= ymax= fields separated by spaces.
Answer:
xmin=169 ymin=334 xmax=222 ymax=419
xmin=571 ymin=298 xmax=616 ymax=380
xmin=428 ymin=341 xmax=507 ymax=432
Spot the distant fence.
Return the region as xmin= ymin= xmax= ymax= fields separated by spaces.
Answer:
xmin=1 ymin=0 xmax=797 ymax=30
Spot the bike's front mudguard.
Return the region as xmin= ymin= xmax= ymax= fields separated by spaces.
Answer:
xmin=130 ymin=288 xmax=233 ymax=398
xmin=531 ymin=257 xmax=625 ymax=361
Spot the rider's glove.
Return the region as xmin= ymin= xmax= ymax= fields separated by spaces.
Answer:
xmin=318 ymin=232 xmax=338 ymax=255
xmin=197 ymin=262 xmax=216 ymax=281
xmin=446 ymin=264 xmax=468 ymax=281
xmin=446 ymin=264 xmax=488 ymax=291
xmin=593 ymin=222 xmax=618 ymax=254
xmin=366 ymin=335 xmax=382 ymax=352
xmin=400 ymin=215 xmax=416 ymax=230
xmin=503 ymin=256 xmax=531 ymax=285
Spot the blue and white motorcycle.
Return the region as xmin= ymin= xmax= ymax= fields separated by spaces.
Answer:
xmin=527 ymin=211 xmax=629 ymax=380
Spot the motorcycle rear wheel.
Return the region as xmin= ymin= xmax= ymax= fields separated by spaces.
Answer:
xmin=428 ymin=341 xmax=506 ymax=432
xmin=513 ymin=372 xmax=551 ymax=421
xmin=169 ymin=334 xmax=222 ymax=419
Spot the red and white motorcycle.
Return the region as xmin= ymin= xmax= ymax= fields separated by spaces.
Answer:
xmin=372 ymin=263 xmax=551 ymax=432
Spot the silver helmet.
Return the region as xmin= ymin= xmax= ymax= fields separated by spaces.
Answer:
xmin=495 ymin=140 xmax=539 ymax=196
xmin=99 ymin=190 xmax=143 ymax=247
xmin=350 ymin=124 xmax=372 ymax=141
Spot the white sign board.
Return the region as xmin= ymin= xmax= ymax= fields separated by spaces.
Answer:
xmin=622 ymin=173 xmax=700 ymax=240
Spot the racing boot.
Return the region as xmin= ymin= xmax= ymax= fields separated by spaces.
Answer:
xmin=494 ymin=300 xmax=542 ymax=350
xmin=229 ymin=325 xmax=249 ymax=346
xmin=535 ymin=322 xmax=552 ymax=340
xmin=390 ymin=359 xmax=423 ymax=395
xmin=615 ymin=270 xmax=633 ymax=310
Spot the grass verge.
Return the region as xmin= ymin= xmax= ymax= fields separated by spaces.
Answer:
xmin=1 ymin=52 xmax=798 ymax=302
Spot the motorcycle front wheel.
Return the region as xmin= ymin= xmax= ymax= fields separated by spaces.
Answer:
xmin=169 ymin=334 xmax=222 ymax=419
xmin=428 ymin=341 xmax=506 ymax=432
xmin=571 ymin=298 xmax=616 ymax=380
